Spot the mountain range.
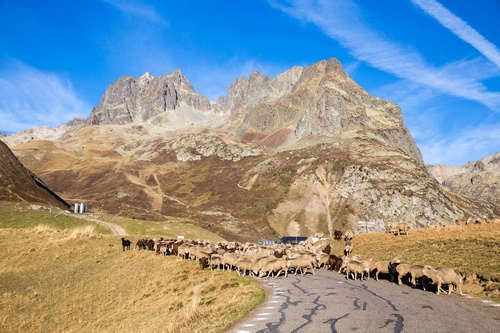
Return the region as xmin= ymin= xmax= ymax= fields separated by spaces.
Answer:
xmin=2 ymin=58 xmax=498 ymax=241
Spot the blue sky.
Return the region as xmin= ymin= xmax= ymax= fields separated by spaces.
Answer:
xmin=1 ymin=0 xmax=499 ymax=166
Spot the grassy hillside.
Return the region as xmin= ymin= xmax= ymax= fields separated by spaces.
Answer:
xmin=350 ymin=223 xmax=500 ymax=303
xmin=0 ymin=224 xmax=264 ymax=333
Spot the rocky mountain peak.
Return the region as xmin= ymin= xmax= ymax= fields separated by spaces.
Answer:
xmin=85 ymin=68 xmax=213 ymax=126
xmin=137 ymin=72 xmax=153 ymax=87
xmin=168 ymin=69 xmax=194 ymax=91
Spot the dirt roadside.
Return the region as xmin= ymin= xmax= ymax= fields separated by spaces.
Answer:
xmin=64 ymin=212 xmax=127 ymax=235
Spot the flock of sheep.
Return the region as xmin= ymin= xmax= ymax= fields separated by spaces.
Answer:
xmin=123 ymin=228 xmax=464 ymax=296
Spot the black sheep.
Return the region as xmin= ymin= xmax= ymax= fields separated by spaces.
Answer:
xmin=121 ymin=237 xmax=131 ymax=251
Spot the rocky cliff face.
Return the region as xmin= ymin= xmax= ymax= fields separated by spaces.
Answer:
xmin=218 ymin=59 xmax=423 ymax=164
xmin=3 ymin=58 xmax=498 ymax=241
xmin=86 ymin=70 xmax=217 ymax=127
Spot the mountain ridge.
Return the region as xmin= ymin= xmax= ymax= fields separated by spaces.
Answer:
xmin=2 ymin=58 xmax=498 ymax=240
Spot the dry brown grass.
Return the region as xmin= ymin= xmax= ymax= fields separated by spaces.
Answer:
xmin=0 ymin=227 xmax=264 ymax=333
xmin=350 ymin=223 xmax=500 ymax=302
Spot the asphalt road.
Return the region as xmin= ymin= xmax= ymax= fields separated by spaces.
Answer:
xmin=228 ymin=270 xmax=500 ymax=333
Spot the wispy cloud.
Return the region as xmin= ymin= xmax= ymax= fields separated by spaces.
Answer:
xmin=0 ymin=61 xmax=91 ymax=133
xmin=372 ymin=56 xmax=500 ymax=135
xmin=102 ymin=0 xmax=168 ymax=26
xmin=412 ymin=0 xmax=500 ymax=69
xmin=419 ymin=122 xmax=500 ymax=165
xmin=271 ymin=0 xmax=500 ymax=110
xmin=370 ymin=58 xmax=499 ymax=165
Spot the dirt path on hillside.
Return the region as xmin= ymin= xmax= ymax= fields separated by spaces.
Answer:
xmin=64 ymin=213 xmax=127 ymax=235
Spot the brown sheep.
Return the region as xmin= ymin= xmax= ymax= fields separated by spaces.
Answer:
xmin=333 ymin=229 xmax=343 ymax=241
xmin=326 ymin=254 xmax=343 ymax=272
xmin=199 ymin=257 xmax=209 ymax=269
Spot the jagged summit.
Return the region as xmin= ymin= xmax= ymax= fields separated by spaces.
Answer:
xmin=85 ymin=67 xmax=213 ymax=126
xmin=80 ymin=58 xmax=423 ymax=164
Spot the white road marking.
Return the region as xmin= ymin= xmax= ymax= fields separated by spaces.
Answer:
xmin=257 ymin=312 xmax=274 ymax=316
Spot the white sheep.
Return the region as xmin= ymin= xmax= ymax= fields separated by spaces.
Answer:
xmin=345 ymin=259 xmax=369 ymax=281
xmin=422 ymin=265 xmax=463 ymax=295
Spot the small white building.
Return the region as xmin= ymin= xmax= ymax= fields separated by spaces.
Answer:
xmin=74 ymin=203 xmax=88 ymax=213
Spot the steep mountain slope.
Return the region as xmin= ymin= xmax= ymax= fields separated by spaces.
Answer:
xmin=0 ymin=140 xmax=71 ymax=210
xmin=428 ymin=152 xmax=500 ymax=207
xmin=4 ymin=59 xmax=498 ymax=241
